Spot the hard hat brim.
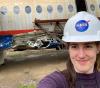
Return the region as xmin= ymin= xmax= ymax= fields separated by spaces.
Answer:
xmin=62 ymin=35 xmax=100 ymax=42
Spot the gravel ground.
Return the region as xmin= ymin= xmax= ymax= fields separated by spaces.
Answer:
xmin=0 ymin=49 xmax=67 ymax=88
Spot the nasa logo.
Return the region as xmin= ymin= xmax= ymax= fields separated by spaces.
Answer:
xmin=75 ymin=20 xmax=89 ymax=32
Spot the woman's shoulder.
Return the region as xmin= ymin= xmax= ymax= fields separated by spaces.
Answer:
xmin=96 ymin=71 xmax=100 ymax=88
xmin=47 ymin=71 xmax=66 ymax=80
xmin=96 ymin=71 xmax=100 ymax=77
xmin=37 ymin=71 xmax=68 ymax=88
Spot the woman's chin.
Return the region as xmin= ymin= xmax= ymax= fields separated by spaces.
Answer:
xmin=75 ymin=67 xmax=93 ymax=74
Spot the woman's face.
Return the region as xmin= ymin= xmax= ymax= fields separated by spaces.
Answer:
xmin=68 ymin=42 xmax=99 ymax=74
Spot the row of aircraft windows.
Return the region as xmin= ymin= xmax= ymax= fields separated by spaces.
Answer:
xmin=0 ymin=4 xmax=99 ymax=15
xmin=0 ymin=5 xmax=73 ymax=15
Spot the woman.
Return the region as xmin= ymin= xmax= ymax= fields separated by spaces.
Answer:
xmin=37 ymin=11 xmax=100 ymax=88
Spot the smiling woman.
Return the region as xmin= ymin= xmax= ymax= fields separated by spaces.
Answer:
xmin=37 ymin=11 xmax=100 ymax=88
xmin=68 ymin=42 xmax=99 ymax=74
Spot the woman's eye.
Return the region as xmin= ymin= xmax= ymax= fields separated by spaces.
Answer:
xmin=70 ymin=45 xmax=77 ymax=48
xmin=85 ymin=45 xmax=93 ymax=48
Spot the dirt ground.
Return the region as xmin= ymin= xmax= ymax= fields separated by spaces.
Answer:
xmin=0 ymin=49 xmax=67 ymax=88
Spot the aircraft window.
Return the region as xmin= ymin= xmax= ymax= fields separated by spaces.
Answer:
xmin=57 ymin=5 xmax=63 ymax=13
xmin=14 ymin=6 xmax=20 ymax=14
xmin=90 ymin=4 xmax=95 ymax=11
xmin=25 ymin=6 xmax=31 ymax=14
xmin=36 ymin=5 xmax=42 ymax=13
xmin=68 ymin=4 xmax=73 ymax=12
xmin=47 ymin=5 xmax=53 ymax=13
xmin=0 ymin=6 xmax=7 ymax=15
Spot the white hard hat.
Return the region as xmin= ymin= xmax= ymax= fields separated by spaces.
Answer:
xmin=62 ymin=11 xmax=100 ymax=42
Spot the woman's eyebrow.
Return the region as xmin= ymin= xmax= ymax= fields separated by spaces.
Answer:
xmin=84 ymin=43 xmax=94 ymax=45
xmin=69 ymin=43 xmax=94 ymax=46
xmin=69 ymin=43 xmax=78 ymax=45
